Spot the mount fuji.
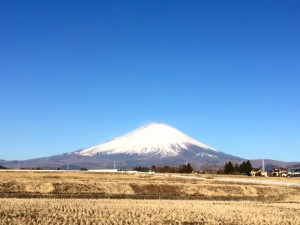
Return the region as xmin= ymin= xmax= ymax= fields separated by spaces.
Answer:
xmin=76 ymin=123 xmax=219 ymax=157
xmin=1 ymin=123 xmax=243 ymax=169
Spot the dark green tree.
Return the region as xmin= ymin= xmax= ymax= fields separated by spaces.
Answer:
xmin=186 ymin=163 xmax=193 ymax=173
xmin=178 ymin=163 xmax=193 ymax=173
xmin=224 ymin=161 xmax=234 ymax=174
xmin=133 ymin=166 xmax=150 ymax=172
xmin=239 ymin=161 xmax=246 ymax=174
xmin=245 ymin=160 xmax=253 ymax=175
xmin=234 ymin=163 xmax=239 ymax=173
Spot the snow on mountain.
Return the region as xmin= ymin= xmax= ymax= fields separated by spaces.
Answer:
xmin=76 ymin=123 xmax=218 ymax=157
xmin=0 ymin=123 xmax=247 ymax=169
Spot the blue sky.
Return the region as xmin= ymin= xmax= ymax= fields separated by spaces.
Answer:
xmin=0 ymin=0 xmax=299 ymax=161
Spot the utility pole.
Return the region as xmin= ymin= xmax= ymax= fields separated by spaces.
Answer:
xmin=262 ymin=158 xmax=265 ymax=172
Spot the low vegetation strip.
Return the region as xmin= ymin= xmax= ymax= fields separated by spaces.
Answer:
xmin=0 ymin=198 xmax=299 ymax=225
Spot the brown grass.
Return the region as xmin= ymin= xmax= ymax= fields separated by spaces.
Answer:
xmin=0 ymin=198 xmax=299 ymax=225
xmin=1 ymin=171 xmax=300 ymax=224
xmin=0 ymin=171 xmax=299 ymax=202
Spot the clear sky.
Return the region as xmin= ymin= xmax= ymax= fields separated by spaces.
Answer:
xmin=1 ymin=0 xmax=299 ymax=161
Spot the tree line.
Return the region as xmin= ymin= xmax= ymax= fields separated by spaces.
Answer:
xmin=223 ymin=160 xmax=253 ymax=175
xmin=133 ymin=163 xmax=194 ymax=173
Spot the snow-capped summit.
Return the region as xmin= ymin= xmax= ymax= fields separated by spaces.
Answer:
xmin=76 ymin=123 xmax=218 ymax=157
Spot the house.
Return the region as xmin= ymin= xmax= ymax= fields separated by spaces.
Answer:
xmin=250 ymin=169 xmax=268 ymax=177
xmin=288 ymin=169 xmax=300 ymax=177
xmin=250 ymin=169 xmax=260 ymax=176
xmin=270 ymin=167 xmax=288 ymax=177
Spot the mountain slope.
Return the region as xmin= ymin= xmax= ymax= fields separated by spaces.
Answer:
xmin=62 ymin=123 xmax=242 ymax=168
xmin=76 ymin=123 xmax=218 ymax=157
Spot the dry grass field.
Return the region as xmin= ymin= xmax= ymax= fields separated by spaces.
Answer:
xmin=0 ymin=171 xmax=299 ymax=224
xmin=0 ymin=198 xmax=299 ymax=225
xmin=0 ymin=171 xmax=299 ymax=201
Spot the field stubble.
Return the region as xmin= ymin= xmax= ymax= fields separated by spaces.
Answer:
xmin=0 ymin=198 xmax=299 ymax=225
xmin=0 ymin=171 xmax=300 ymax=224
xmin=1 ymin=171 xmax=299 ymax=202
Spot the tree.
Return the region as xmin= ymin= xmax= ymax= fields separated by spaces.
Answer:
xmin=186 ymin=163 xmax=193 ymax=173
xmin=239 ymin=161 xmax=247 ymax=174
xmin=245 ymin=160 xmax=253 ymax=175
xmin=223 ymin=161 xmax=254 ymax=176
xmin=234 ymin=163 xmax=239 ymax=173
xmin=224 ymin=161 xmax=234 ymax=174
xmin=178 ymin=163 xmax=193 ymax=173
xmin=133 ymin=166 xmax=150 ymax=172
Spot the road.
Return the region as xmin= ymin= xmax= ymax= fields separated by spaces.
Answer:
xmin=154 ymin=173 xmax=300 ymax=187
xmin=213 ymin=177 xmax=300 ymax=187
